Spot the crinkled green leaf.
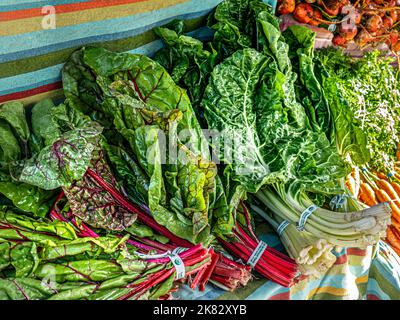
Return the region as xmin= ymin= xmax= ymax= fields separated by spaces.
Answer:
xmin=202 ymin=47 xmax=350 ymax=193
xmin=10 ymin=126 xmax=102 ymax=190
xmin=82 ymin=47 xmax=209 ymax=157
xmin=208 ymin=0 xmax=256 ymax=58
xmin=10 ymin=242 xmax=40 ymax=278
xmin=154 ymin=22 xmax=218 ymax=124
xmin=103 ymin=143 xmax=149 ymax=207
xmin=283 ymin=25 xmax=332 ymax=137
xmin=321 ymin=76 xmax=371 ymax=165
xmin=63 ymin=149 xmax=137 ymax=231
xmin=0 ymin=102 xmax=30 ymax=143
xmin=40 ymin=235 xmax=129 ymax=261
xmin=0 ymin=121 xmax=21 ymax=163
xmin=31 ymin=99 xmax=62 ymax=148
xmin=0 ymin=178 xmax=55 ymax=218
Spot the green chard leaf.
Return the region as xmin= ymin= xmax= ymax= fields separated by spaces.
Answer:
xmin=63 ymin=148 xmax=137 ymax=231
xmin=10 ymin=126 xmax=102 ymax=190
xmin=202 ymin=47 xmax=349 ymax=193
xmin=61 ymin=46 xmax=231 ymax=243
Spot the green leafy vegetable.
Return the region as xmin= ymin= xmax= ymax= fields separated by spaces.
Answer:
xmin=317 ymin=49 xmax=399 ymax=172
xmin=61 ymin=46 xmax=233 ymax=243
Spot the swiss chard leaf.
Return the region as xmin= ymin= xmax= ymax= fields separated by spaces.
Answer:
xmin=0 ymin=121 xmax=21 ymax=163
xmin=154 ymin=22 xmax=218 ymax=125
xmin=202 ymin=47 xmax=350 ymax=193
xmin=62 ymin=47 xmax=232 ymax=243
xmin=10 ymin=126 xmax=102 ymax=190
xmin=63 ymin=149 xmax=137 ymax=231
xmin=30 ymin=99 xmax=62 ymax=148
xmin=0 ymin=175 xmax=56 ymax=218
xmin=0 ymin=102 xmax=30 ymax=144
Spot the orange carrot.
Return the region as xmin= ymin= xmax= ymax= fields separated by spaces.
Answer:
xmin=375 ymin=172 xmax=387 ymax=180
xmin=375 ymin=189 xmax=400 ymax=219
xmin=346 ymin=175 xmax=356 ymax=196
xmin=376 ymin=179 xmax=399 ymax=200
xmin=397 ymin=143 xmax=400 ymax=161
xmin=391 ymin=181 xmax=400 ymax=197
xmin=391 ymin=217 xmax=400 ymax=233
xmin=392 ymin=206 xmax=400 ymax=225
xmin=386 ymin=226 xmax=400 ymax=255
xmin=359 ymin=182 xmax=378 ymax=206
xmin=375 ymin=189 xmax=391 ymax=203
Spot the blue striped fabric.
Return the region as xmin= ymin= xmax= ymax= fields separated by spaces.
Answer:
xmin=0 ymin=0 xmax=221 ymax=62
xmin=0 ymin=26 xmax=214 ymax=94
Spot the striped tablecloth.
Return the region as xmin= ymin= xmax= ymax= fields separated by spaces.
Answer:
xmin=1 ymin=0 xmax=399 ymax=300
xmin=174 ymin=233 xmax=400 ymax=300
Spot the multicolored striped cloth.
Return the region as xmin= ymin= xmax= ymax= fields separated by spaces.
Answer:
xmin=0 ymin=0 xmax=223 ymax=104
xmin=174 ymin=233 xmax=400 ymax=300
xmin=1 ymin=0 xmax=399 ymax=300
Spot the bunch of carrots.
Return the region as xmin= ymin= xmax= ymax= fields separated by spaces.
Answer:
xmin=276 ymin=0 xmax=400 ymax=51
xmin=345 ymin=164 xmax=400 ymax=256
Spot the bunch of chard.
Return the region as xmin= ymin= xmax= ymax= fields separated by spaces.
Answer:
xmin=218 ymin=203 xmax=299 ymax=287
xmin=60 ymin=46 xmax=259 ymax=289
xmin=62 ymin=46 xmax=233 ymax=245
xmin=50 ymin=188 xmax=252 ymax=292
xmin=0 ymin=210 xmax=211 ymax=300
xmin=251 ymin=204 xmax=337 ymax=278
xmin=0 ymin=96 xmax=246 ymax=295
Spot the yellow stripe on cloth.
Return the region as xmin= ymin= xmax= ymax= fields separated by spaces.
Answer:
xmin=355 ymin=275 xmax=369 ymax=284
xmin=0 ymin=0 xmax=188 ymax=36
xmin=305 ymin=286 xmax=349 ymax=300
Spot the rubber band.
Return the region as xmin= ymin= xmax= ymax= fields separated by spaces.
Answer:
xmin=329 ymin=193 xmax=356 ymax=210
xmin=388 ymin=172 xmax=394 ymax=178
xmin=277 ymin=220 xmax=290 ymax=236
xmin=361 ymin=167 xmax=367 ymax=172
xmin=330 ymin=194 xmax=347 ymax=210
xmin=297 ymin=205 xmax=318 ymax=231
xmin=328 ymin=19 xmax=337 ymax=32
xmin=247 ymin=241 xmax=268 ymax=267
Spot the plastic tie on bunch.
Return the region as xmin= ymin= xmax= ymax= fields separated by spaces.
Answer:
xmin=297 ymin=205 xmax=318 ymax=232
xmin=247 ymin=241 xmax=268 ymax=268
xmin=136 ymin=247 xmax=186 ymax=280
xmin=277 ymin=220 xmax=290 ymax=236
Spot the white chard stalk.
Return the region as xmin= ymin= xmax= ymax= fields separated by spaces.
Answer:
xmin=256 ymin=187 xmax=392 ymax=247
xmin=252 ymin=205 xmax=337 ymax=278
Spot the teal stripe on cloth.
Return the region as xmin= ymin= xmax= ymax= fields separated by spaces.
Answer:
xmin=0 ymin=0 xmax=221 ymax=62
xmin=245 ymin=281 xmax=288 ymax=300
xmin=0 ymin=64 xmax=62 ymax=94
xmin=173 ymin=284 xmax=225 ymax=300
